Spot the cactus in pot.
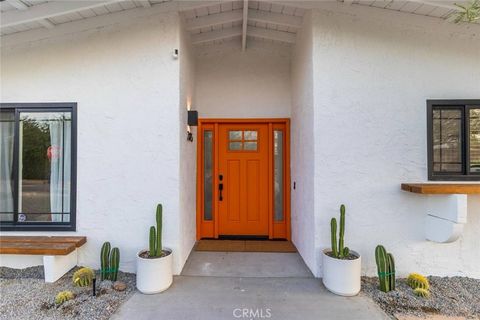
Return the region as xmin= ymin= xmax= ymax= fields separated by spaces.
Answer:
xmin=136 ymin=203 xmax=173 ymax=294
xmin=323 ymin=204 xmax=360 ymax=296
xmin=148 ymin=204 xmax=164 ymax=257
xmin=330 ymin=204 xmax=350 ymax=259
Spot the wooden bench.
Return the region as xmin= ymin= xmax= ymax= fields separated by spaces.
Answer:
xmin=0 ymin=236 xmax=87 ymax=283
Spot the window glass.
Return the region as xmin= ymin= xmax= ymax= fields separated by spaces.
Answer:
xmin=0 ymin=111 xmax=15 ymax=222
xmin=228 ymin=130 xmax=258 ymax=151
xmin=203 ymin=131 xmax=213 ymax=221
xmin=244 ymin=142 xmax=257 ymax=151
xmin=274 ymin=130 xmax=284 ymax=221
xmin=432 ymin=108 xmax=463 ymax=173
xmin=469 ymin=108 xmax=480 ymax=173
xmin=229 ymin=142 xmax=243 ymax=151
xmin=18 ymin=112 xmax=72 ymax=223
xmin=229 ymin=131 xmax=242 ymax=140
xmin=244 ymin=131 xmax=257 ymax=140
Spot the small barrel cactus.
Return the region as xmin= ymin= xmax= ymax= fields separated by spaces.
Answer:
xmin=73 ymin=267 xmax=94 ymax=287
xmin=55 ymin=290 xmax=74 ymax=305
xmin=413 ymin=288 xmax=430 ymax=298
xmin=407 ymin=273 xmax=430 ymax=290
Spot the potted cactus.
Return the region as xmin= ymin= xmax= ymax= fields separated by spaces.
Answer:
xmin=322 ymin=204 xmax=361 ymax=296
xmin=136 ymin=204 xmax=173 ymax=294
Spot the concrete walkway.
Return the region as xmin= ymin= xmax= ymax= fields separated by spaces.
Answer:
xmin=112 ymin=252 xmax=389 ymax=320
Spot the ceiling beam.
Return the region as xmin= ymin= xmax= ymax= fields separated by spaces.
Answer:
xmin=186 ymin=9 xmax=243 ymax=31
xmin=241 ymin=0 xmax=248 ymax=51
xmin=1 ymin=1 xmax=119 ymax=28
xmin=248 ymin=26 xmax=296 ymax=43
xmin=6 ymin=0 xmax=55 ymax=29
xmin=248 ymin=9 xmax=303 ymax=29
xmin=139 ymin=0 xmax=151 ymax=8
xmin=408 ymin=0 xmax=459 ymax=11
xmin=191 ymin=26 xmax=243 ymax=45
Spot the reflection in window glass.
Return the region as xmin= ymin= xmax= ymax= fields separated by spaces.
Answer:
xmin=0 ymin=111 xmax=15 ymax=222
xmin=244 ymin=142 xmax=257 ymax=151
xmin=470 ymin=109 xmax=480 ymax=173
xmin=203 ymin=131 xmax=213 ymax=221
xmin=229 ymin=142 xmax=242 ymax=151
xmin=433 ymin=109 xmax=463 ymax=173
xmin=274 ymin=130 xmax=284 ymax=221
xmin=229 ymin=131 xmax=242 ymax=140
xmin=244 ymin=131 xmax=257 ymax=140
xmin=18 ymin=112 xmax=72 ymax=223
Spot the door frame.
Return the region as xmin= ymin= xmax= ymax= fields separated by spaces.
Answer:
xmin=196 ymin=118 xmax=291 ymax=240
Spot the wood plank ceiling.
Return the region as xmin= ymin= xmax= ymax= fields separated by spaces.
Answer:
xmin=0 ymin=1 xmax=474 ymax=40
xmin=181 ymin=1 xmax=305 ymax=49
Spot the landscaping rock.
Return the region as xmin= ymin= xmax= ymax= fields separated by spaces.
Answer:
xmin=362 ymin=276 xmax=480 ymax=319
xmin=0 ymin=266 xmax=136 ymax=320
xmin=113 ymin=281 xmax=127 ymax=291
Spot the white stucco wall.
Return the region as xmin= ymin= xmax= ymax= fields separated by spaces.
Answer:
xmin=0 ymin=11 xmax=189 ymax=274
xmin=195 ymin=39 xmax=292 ymax=118
xmin=178 ymin=19 xmax=197 ymax=269
xmin=290 ymin=12 xmax=317 ymax=275
xmin=310 ymin=3 xmax=480 ymax=278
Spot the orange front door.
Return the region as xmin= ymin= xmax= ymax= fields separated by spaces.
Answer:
xmin=218 ymin=124 xmax=269 ymax=236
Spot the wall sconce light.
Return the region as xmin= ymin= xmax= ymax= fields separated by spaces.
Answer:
xmin=187 ymin=110 xmax=198 ymax=142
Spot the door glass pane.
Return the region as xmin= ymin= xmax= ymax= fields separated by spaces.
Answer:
xmin=244 ymin=131 xmax=257 ymax=140
xmin=18 ymin=112 xmax=71 ymax=223
xmin=274 ymin=130 xmax=284 ymax=221
xmin=470 ymin=108 xmax=480 ymax=173
xmin=203 ymin=131 xmax=213 ymax=221
xmin=432 ymin=109 xmax=463 ymax=173
xmin=0 ymin=110 xmax=15 ymax=222
xmin=244 ymin=141 xmax=257 ymax=151
xmin=229 ymin=131 xmax=242 ymax=140
xmin=229 ymin=142 xmax=242 ymax=151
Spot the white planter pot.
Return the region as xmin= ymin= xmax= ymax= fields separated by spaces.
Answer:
xmin=136 ymin=248 xmax=173 ymax=294
xmin=322 ymin=249 xmax=361 ymax=296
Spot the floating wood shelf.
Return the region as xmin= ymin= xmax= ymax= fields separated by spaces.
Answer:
xmin=401 ymin=183 xmax=480 ymax=194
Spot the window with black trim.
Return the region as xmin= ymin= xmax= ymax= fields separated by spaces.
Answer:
xmin=428 ymin=100 xmax=480 ymax=181
xmin=0 ymin=103 xmax=77 ymax=231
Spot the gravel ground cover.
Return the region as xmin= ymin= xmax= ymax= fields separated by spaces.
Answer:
xmin=0 ymin=266 xmax=135 ymax=320
xmin=362 ymin=276 xmax=480 ymax=319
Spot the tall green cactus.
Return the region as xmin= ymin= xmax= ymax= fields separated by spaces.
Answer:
xmin=339 ymin=204 xmax=345 ymax=258
xmin=110 ymin=247 xmax=120 ymax=281
xmin=375 ymin=245 xmax=395 ymax=292
xmin=155 ymin=204 xmax=163 ymax=257
xmin=330 ymin=218 xmax=338 ymax=257
xmin=149 ymin=226 xmax=156 ymax=255
xmin=147 ymin=204 xmax=164 ymax=258
xmin=330 ymin=204 xmax=350 ymax=259
xmin=100 ymin=242 xmax=111 ymax=281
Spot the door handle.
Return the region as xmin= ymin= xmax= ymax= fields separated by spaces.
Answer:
xmin=218 ymin=174 xmax=224 ymax=201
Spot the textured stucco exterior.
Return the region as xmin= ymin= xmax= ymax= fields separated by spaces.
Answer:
xmin=1 ymin=11 xmax=188 ymax=274
xmin=1 ymin=2 xmax=479 ymax=279
xmin=309 ymin=3 xmax=480 ymax=278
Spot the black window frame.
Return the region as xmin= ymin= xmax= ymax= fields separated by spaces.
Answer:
xmin=427 ymin=99 xmax=480 ymax=181
xmin=0 ymin=103 xmax=77 ymax=231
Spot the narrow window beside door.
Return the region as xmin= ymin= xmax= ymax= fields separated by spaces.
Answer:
xmin=274 ymin=130 xmax=284 ymax=221
xmin=203 ymin=130 xmax=213 ymax=221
